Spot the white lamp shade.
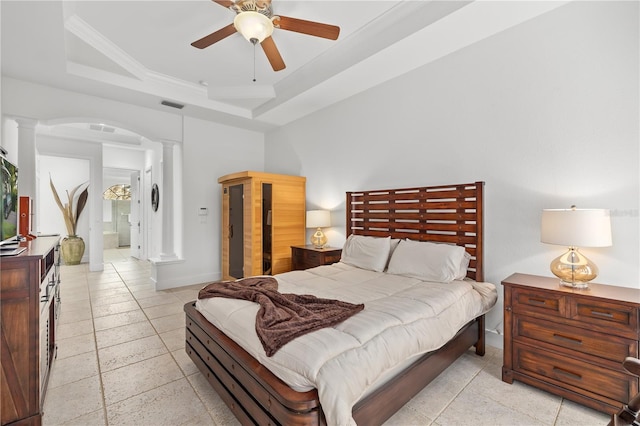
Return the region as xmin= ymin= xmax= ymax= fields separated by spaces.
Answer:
xmin=233 ymin=11 xmax=274 ymax=43
xmin=306 ymin=210 xmax=331 ymax=228
xmin=541 ymin=208 xmax=612 ymax=247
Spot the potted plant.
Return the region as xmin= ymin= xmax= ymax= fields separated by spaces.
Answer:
xmin=50 ymin=176 xmax=89 ymax=265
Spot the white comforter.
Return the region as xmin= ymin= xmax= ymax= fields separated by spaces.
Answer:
xmin=195 ymin=262 xmax=497 ymax=425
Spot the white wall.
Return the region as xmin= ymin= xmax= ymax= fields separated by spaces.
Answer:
xmin=265 ymin=2 xmax=639 ymax=340
xmin=38 ymin=155 xmax=90 ymax=239
xmin=3 ymin=78 xmax=182 ymax=143
xmin=37 ymin=136 xmax=103 ymax=270
xmin=104 ymin=146 xmax=146 ymax=172
xmin=153 ymin=116 xmax=265 ymax=289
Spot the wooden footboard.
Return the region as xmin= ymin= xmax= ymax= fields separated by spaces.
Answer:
xmin=185 ymin=301 xmax=323 ymax=425
xmin=185 ymin=301 xmax=485 ymax=425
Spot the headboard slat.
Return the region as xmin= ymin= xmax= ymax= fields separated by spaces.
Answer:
xmin=346 ymin=182 xmax=485 ymax=281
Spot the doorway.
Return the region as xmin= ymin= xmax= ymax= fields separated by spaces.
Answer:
xmin=111 ymin=199 xmax=131 ymax=247
xmin=103 ymin=168 xmax=143 ymax=260
xmin=229 ymin=184 xmax=244 ymax=279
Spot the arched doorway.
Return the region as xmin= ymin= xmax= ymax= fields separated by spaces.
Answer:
xmin=35 ymin=120 xmax=163 ymax=267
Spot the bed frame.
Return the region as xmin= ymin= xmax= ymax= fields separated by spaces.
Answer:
xmin=185 ymin=181 xmax=485 ymax=425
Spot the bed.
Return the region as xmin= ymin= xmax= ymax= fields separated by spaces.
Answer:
xmin=184 ymin=181 xmax=496 ymax=425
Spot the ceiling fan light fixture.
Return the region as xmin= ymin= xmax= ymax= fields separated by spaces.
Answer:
xmin=234 ymin=11 xmax=274 ymax=44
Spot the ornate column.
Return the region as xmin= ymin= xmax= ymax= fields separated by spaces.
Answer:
xmin=159 ymin=140 xmax=178 ymax=260
xmin=15 ymin=118 xmax=38 ymax=234
xmin=15 ymin=118 xmax=38 ymax=200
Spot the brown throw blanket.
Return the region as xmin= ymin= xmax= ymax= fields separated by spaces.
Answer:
xmin=198 ymin=276 xmax=364 ymax=357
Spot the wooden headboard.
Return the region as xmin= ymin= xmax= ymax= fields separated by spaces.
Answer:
xmin=346 ymin=181 xmax=484 ymax=282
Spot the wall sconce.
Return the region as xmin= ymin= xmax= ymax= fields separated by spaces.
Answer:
xmin=540 ymin=206 xmax=612 ymax=289
xmin=306 ymin=210 xmax=330 ymax=248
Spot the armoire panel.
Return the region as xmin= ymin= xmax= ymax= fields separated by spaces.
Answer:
xmin=218 ymin=171 xmax=306 ymax=280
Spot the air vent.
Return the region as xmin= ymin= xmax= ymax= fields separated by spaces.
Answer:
xmin=161 ymin=100 xmax=185 ymax=109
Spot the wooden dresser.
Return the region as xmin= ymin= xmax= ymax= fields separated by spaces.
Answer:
xmin=502 ymin=273 xmax=640 ymax=414
xmin=1 ymin=236 xmax=61 ymax=426
xmin=291 ymin=245 xmax=342 ymax=270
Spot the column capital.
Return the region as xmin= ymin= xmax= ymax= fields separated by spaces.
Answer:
xmin=157 ymin=139 xmax=179 ymax=148
xmin=14 ymin=117 xmax=39 ymax=129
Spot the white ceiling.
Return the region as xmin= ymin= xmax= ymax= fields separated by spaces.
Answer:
xmin=1 ymin=1 xmax=568 ymax=132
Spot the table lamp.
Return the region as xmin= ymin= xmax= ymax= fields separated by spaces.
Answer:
xmin=306 ymin=210 xmax=330 ymax=248
xmin=540 ymin=206 xmax=612 ymax=289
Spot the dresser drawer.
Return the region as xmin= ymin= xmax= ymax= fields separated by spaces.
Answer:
xmin=512 ymin=287 xmax=568 ymax=317
xmin=514 ymin=344 xmax=634 ymax=404
xmin=570 ymin=297 xmax=638 ymax=338
xmin=503 ymin=274 xmax=640 ymax=415
xmin=514 ymin=315 xmax=637 ymax=364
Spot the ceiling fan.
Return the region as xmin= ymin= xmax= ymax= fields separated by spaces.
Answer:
xmin=191 ymin=0 xmax=340 ymax=72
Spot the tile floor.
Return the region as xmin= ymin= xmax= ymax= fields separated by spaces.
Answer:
xmin=43 ymin=248 xmax=612 ymax=426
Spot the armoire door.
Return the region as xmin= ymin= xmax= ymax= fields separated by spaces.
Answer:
xmin=228 ymin=184 xmax=244 ymax=279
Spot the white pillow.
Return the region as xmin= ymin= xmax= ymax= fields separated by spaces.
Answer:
xmin=384 ymin=238 xmax=401 ymax=271
xmin=387 ymin=239 xmax=468 ymax=283
xmin=456 ymin=251 xmax=472 ymax=280
xmin=341 ymin=235 xmax=391 ymax=272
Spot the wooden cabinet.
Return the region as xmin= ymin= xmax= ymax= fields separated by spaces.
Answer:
xmin=291 ymin=245 xmax=342 ymax=270
xmin=218 ymin=171 xmax=306 ymax=280
xmin=1 ymin=236 xmax=61 ymax=426
xmin=502 ymin=273 xmax=640 ymax=415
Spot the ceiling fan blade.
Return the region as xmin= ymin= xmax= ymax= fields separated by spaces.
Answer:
xmin=212 ymin=0 xmax=234 ymax=8
xmin=274 ymin=15 xmax=340 ymax=40
xmin=261 ymin=36 xmax=286 ymax=71
xmin=191 ymin=23 xmax=237 ymax=49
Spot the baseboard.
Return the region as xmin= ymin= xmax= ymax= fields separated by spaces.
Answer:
xmin=485 ymin=328 xmax=503 ymax=350
xmin=151 ymin=260 xmax=221 ymax=290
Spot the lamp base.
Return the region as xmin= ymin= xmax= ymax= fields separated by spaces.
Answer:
xmin=550 ymin=247 xmax=598 ymax=289
xmin=559 ymin=280 xmax=590 ymax=290
xmin=310 ymin=228 xmax=327 ymax=249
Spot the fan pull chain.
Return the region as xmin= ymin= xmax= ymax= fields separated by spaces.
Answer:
xmin=251 ymin=37 xmax=258 ymax=82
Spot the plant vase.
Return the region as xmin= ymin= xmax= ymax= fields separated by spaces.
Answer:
xmin=61 ymin=235 xmax=85 ymax=265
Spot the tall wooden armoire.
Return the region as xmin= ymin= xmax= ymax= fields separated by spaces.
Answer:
xmin=218 ymin=171 xmax=306 ymax=280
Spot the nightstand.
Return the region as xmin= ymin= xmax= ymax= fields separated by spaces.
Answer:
xmin=291 ymin=245 xmax=342 ymax=270
xmin=502 ymin=273 xmax=640 ymax=415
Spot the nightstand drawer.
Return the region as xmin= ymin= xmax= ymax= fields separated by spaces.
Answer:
xmin=514 ymin=344 xmax=634 ymax=404
xmin=323 ymin=253 xmax=341 ymax=264
xmin=291 ymin=246 xmax=342 ymax=270
xmin=512 ymin=287 xmax=567 ymax=317
xmin=292 ymin=250 xmax=304 ymax=263
xmin=514 ymin=315 xmax=637 ymax=364
xmin=570 ymin=298 xmax=638 ymax=338
xmin=304 ymin=250 xmax=321 ymax=264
